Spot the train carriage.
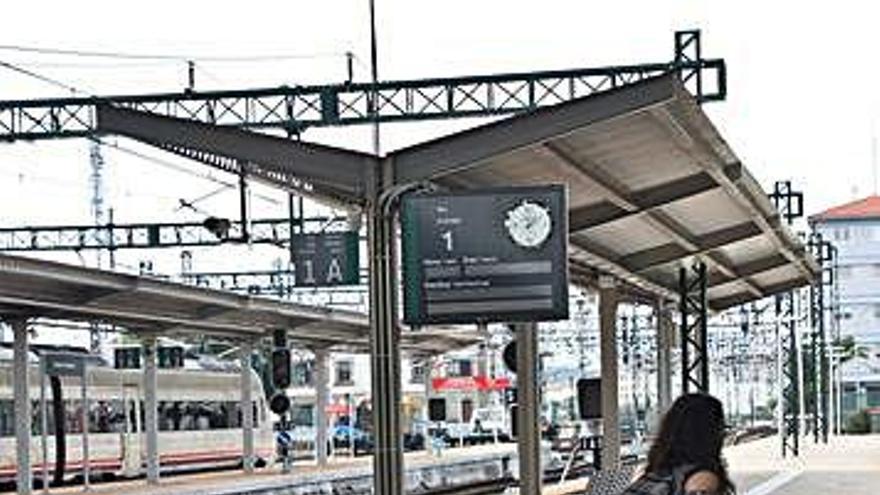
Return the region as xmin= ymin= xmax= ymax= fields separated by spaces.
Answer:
xmin=0 ymin=351 xmax=274 ymax=484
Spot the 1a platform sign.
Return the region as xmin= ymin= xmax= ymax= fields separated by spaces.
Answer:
xmin=401 ymin=185 xmax=569 ymax=325
xmin=290 ymin=232 xmax=359 ymax=286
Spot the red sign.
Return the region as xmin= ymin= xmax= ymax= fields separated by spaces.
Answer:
xmin=325 ymin=403 xmax=349 ymax=414
xmin=432 ymin=376 xmax=511 ymax=391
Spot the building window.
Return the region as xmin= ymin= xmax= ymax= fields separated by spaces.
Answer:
xmin=291 ymin=404 xmax=314 ymax=427
xmin=293 ymin=360 xmax=314 ymax=387
xmin=410 ymin=362 xmax=426 ymax=384
xmin=867 ymin=386 xmax=880 ymax=408
xmin=335 ymin=360 xmax=353 ymax=385
xmin=461 ymin=399 xmax=474 ymax=423
xmin=450 ymin=359 xmax=473 ymax=377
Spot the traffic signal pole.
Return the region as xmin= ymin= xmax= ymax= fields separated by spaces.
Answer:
xmin=241 ymin=340 xmax=255 ymax=473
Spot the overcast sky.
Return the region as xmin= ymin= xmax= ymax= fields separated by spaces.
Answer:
xmin=1 ymin=0 xmax=878 ymax=277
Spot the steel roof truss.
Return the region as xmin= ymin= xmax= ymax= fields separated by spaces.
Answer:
xmin=568 ymin=164 xmax=738 ymax=231
xmin=96 ymin=105 xmax=372 ymax=204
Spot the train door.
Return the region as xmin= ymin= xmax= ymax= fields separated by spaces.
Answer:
xmin=121 ymin=386 xmax=141 ymax=476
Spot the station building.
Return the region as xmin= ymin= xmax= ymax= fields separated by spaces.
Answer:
xmin=811 ymin=195 xmax=880 ymax=430
xmin=810 ymin=195 xmax=880 ymax=345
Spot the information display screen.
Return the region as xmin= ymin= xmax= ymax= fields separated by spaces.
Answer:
xmin=401 ymin=185 xmax=568 ymax=325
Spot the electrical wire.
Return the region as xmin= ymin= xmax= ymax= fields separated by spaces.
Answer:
xmin=0 ymin=44 xmax=349 ymax=63
xmin=94 ymin=138 xmax=279 ymax=206
xmin=1 ymin=59 xmax=181 ymax=69
xmin=0 ymin=59 xmax=87 ymax=94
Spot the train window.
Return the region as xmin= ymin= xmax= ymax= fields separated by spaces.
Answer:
xmin=65 ymin=400 xmax=85 ymax=434
xmin=0 ymin=400 xmax=57 ymax=436
xmin=147 ymin=400 xmax=261 ymax=431
xmin=29 ymin=400 xmax=58 ymax=435
xmin=0 ymin=400 xmax=13 ymax=437
xmin=88 ymin=400 xmax=126 ymax=434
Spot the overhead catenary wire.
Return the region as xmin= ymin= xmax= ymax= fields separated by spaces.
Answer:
xmin=0 ymin=43 xmax=350 ymax=63
xmin=0 ymin=59 xmax=88 ymax=94
xmin=96 ymin=138 xmax=281 ymax=206
xmin=0 ymin=60 xmax=282 ymax=210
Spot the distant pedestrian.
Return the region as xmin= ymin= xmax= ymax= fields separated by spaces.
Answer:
xmin=622 ymin=393 xmax=735 ymax=495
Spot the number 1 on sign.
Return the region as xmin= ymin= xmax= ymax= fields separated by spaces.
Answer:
xmin=442 ymin=231 xmax=453 ymax=252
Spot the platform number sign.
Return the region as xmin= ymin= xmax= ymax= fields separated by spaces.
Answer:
xmin=290 ymin=232 xmax=359 ymax=287
xmin=401 ymin=185 xmax=569 ymax=325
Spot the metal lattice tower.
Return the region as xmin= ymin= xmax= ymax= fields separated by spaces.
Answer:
xmin=769 ymin=180 xmax=804 ymax=457
xmin=680 ymin=261 xmax=709 ymax=394
xmin=88 ymin=141 xmax=106 ymax=352
xmin=89 ymin=142 xmax=106 ymax=262
xmin=808 ymin=232 xmax=835 ymax=443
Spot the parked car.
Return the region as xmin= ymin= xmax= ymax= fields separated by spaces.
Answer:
xmin=331 ymin=425 xmax=373 ymax=455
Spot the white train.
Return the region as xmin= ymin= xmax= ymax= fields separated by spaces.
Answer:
xmin=0 ymin=350 xmax=274 ymax=485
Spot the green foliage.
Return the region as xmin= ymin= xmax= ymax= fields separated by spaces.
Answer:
xmin=845 ymin=409 xmax=872 ymax=434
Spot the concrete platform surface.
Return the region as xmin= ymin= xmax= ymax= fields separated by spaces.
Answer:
xmin=539 ymin=434 xmax=880 ymax=495
xmin=726 ymin=434 xmax=880 ymax=495
xmin=3 ymin=443 xmax=516 ymax=495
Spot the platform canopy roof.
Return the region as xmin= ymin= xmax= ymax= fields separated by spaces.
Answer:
xmin=387 ymin=74 xmax=819 ymax=310
xmin=90 ymin=73 xmax=818 ymax=312
xmin=0 ymin=254 xmax=477 ymax=354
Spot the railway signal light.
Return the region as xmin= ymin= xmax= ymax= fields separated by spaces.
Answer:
xmin=269 ymin=391 xmax=291 ymax=415
xmin=272 ymin=348 xmax=291 ymax=389
xmin=502 ymin=342 xmax=517 ymax=373
xmin=577 ymin=378 xmax=602 ymax=420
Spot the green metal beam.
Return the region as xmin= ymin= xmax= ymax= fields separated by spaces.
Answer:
xmin=0 ymin=216 xmax=346 ymax=251
xmin=0 ymin=31 xmax=724 ymax=142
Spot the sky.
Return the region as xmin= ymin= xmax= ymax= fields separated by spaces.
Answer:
xmin=0 ymin=1 xmax=879 ymax=308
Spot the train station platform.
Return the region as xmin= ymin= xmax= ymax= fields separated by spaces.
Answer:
xmin=725 ymin=434 xmax=880 ymax=495
xmin=2 ymin=443 xmax=515 ymax=495
xmin=543 ymin=434 xmax=880 ymax=495
xmin=7 ymin=435 xmax=878 ymax=495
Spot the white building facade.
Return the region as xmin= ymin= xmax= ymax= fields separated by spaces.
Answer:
xmin=810 ymin=195 xmax=880 ymax=345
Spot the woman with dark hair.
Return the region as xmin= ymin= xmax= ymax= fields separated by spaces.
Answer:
xmin=624 ymin=393 xmax=735 ymax=495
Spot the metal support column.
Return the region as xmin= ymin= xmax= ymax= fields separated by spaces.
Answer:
xmin=12 ymin=319 xmax=32 ymax=495
xmin=143 ymin=335 xmax=160 ymax=484
xmin=367 ymin=158 xmax=405 ymax=495
xmin=240 ymin=341 xmax=255 ymax=473
xmin=515 ymin=322 xmax=541 ymax=495
xmin=599 ymin=277 xmax=620 ymax=470
xmin=679 ymin=262 xmax=709 ymax=394
xmin=423 ymin=355 xmax=436 ymax=452
xmin=770 ymin=180 xmax=803 ymax=457
xmin=776 ymin=291 xmax=799 ymax=457
xmin=811 ymin=235 xmax=833 ymax=443
xmin=314 ymin=347 xmax=330 ymax=466
xmin=655 ymin=300 xmax=674 ymax=416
